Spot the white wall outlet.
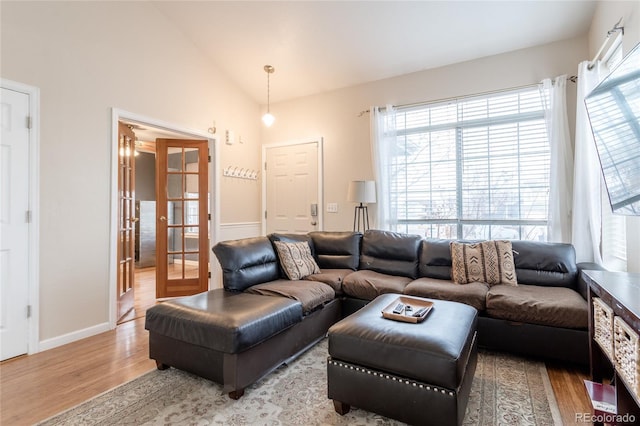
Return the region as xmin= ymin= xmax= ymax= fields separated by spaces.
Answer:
xmin=326 ymin=203 xmax=338 ymax=213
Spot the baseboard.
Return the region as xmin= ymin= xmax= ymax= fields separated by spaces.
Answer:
xmin=38 ymin=322 xmax=111 ymax=352
xmin=219 ymin=222 xmax=261 ymax=241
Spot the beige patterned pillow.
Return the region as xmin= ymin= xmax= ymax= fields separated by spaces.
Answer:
xmin=273 ymin=241 xmax=320 ymax=280
xmin=450 ymin=240 xmax=517 ymax=286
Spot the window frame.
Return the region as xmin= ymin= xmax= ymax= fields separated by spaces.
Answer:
xmin=387 ymin=86 xmax=551 ymax=241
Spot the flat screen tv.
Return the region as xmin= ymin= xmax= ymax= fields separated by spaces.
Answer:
xmin=585 ymin=41 xmax=640 ymax=216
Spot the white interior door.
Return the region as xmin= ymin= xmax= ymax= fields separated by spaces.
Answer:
xmin=1 ymin=87 xmax=31 ymax=360
xmin=265 ymin=142 xmax=320 ymax=234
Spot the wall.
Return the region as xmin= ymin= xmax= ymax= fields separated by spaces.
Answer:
xmin=263 ymin=36 xmax=588 ymax=232
xmin=588 ymin=1 xmax=640 ymax=272
xmin=1 ymin=2 xmax=262 ymax=344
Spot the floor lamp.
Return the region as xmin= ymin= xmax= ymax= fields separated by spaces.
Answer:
xmin=347 ymin=180 xmax=376 ymax=232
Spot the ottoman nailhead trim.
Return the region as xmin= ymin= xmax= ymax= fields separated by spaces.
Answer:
xmin=328 ymin=359 xmax=455 ymax=397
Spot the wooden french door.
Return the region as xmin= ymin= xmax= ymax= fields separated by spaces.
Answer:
xmin=116 ymin=123 xmax=136 ymax=322
xmin=155 ymin=139 xmax=209 ymax=298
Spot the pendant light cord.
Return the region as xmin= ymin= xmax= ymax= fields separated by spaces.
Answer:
xmin=267 ymin=71 xmax=270 ymax=113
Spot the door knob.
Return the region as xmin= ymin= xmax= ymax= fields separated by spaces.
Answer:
xmin=159 ymin=216 xmax=167 ymax=222
xmin=130 ymin=217 xmax=139 ymax=223
xmin=311 ymin=221 xmax=317 ymax=226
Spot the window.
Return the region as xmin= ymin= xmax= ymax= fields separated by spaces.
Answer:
xmin=387 ymin=87 xmax=550 ymax=241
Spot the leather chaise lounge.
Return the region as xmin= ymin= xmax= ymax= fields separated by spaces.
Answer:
xmin=145 ymin=229 xmax=600 ymax=400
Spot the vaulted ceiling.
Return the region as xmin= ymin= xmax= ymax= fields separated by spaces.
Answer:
xmin=151 ymin=1 xmax=598 ymax=104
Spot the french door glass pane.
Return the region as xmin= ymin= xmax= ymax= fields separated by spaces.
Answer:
xmin=185 ymin=147 xmax=198 ymax=172
xmin=168 ymin=255 xmax=182 ymax=279
xmin=185 ymin=254 xmax=199 ymax=279
xmin=185 ymin=200 xmax=198 ymax=231
xmin=169 ymin=201 xmax=183 ymax=225
xmin=169 ymin=227 xmax=182 ymax=252
xmin=167 ymin=174 xmax=182 ymax=199
xmin=167 ymin=147 xmax=183 ymax=171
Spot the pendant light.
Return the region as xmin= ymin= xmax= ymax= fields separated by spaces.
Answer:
xmin=262 ymin=65 xmax=275 ymax=127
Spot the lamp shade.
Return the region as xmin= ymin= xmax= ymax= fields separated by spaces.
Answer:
xmin=347 ymin=180 xmax=376 ymax=203
xmin=262 ymin=112 xmax=275 ymax=127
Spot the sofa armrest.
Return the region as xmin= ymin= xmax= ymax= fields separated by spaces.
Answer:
xmin=576 ymin=262 xmax=607 ymax=300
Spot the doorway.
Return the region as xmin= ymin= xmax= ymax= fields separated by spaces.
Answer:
xmin=0 ymin=80 xmax=40 ymax=360
xmin=262 ymin=138 xmax=323 ymax=235
xmin=110 ymin=109 xmax=219 ymax=328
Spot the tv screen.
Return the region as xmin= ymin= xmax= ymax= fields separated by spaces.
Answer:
xmin=585 ymin=41 xmax=640 ymax=215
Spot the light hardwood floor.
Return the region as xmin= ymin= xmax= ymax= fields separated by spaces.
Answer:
xmin=1 ymin=270 xmax=593 ymax=425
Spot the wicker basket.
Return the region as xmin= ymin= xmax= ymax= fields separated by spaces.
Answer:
xmin=613 ymin=315 xmax=640 ymax=401
xmin=593 ymin=297 xmax=614 ymax=359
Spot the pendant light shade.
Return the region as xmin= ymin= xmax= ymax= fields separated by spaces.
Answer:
xmin=262 ymin=65 xmax=275 ymax=127
xmin=262 ymin=112 xmax=275 ymax=127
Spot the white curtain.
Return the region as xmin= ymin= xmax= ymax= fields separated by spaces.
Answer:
xmin=572 ymin=61 xmax=607 ymax=264
xmin=370 ymin=105 xmax=396 ymax=230
xmin=541 ymin=75 xmax=573 ymax=243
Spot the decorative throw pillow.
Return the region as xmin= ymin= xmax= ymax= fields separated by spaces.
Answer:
xmin=273 ymin=241 xmax=320 ymax=280
xmin=450 ymin=240 xmax=517 ymax=286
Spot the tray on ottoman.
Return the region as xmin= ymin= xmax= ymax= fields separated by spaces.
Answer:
xmin=328 ymin=293 xmax=478 ymax=426
xmin=382 ymin=295 xmax=433 ymax=323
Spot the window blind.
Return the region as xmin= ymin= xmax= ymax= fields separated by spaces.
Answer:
xmin=389 ymin=87 xmax=550 ymax=240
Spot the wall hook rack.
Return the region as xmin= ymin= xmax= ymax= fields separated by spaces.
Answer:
xmin=223 ymin=166 xmax=258 ymax=180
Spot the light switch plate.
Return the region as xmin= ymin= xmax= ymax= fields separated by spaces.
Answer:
xmin=326 ymin=203 xmax=338 ymax=213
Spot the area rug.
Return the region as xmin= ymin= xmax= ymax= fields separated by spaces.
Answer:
xmin=38 ymin=339 xmax=562 ymax=425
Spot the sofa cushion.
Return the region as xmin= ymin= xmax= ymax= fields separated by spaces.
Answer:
xmin=342 ymin=270 xmax=412 ymax=301
xmin=450 ymin=240 xmax=517 ymax=286
xmin=404 ymin=278 xmax=490 ymax=311
xmin=212 ymin=237 xmax=280 ymax=292
xmin=420 ymin=239 xmax=579 ymax=290
xmin=244 ymin=279 xmax=335 ymax=313
xmin=273 ymin=241 xmax=320 ymax=280
xmin=269 ymin=232 xmax=314 ymax=250
xmin=145 ymin=289 xmax=303 ymax=353
xmin=510 ymin=241 xmax=577 ymax=288
xmin=304 ymin=269 xmax=352 ymax=294
xmin=360 ymin=230 xmax=422 ymax=278
xmin=309 ymin=231 xmax=361 ymax=270
xmin=419 ymin=238 xmax=457 ymax=280
xmin=486 ymin=284 xmax=588 ymax=329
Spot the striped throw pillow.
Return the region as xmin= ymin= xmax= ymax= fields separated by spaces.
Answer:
xmin=273 ymin=241 xmax=320 ymax=280
xmin=450 ymin=240 xmax=517 ymax=286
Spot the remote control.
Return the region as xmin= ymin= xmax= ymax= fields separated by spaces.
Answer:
xmin=392 ymin=303 xmax=405 ymax=314
xmin=413 ymin=307 xmax=428 ymax=317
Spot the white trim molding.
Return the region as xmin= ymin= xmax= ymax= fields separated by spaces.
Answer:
xmin=109 ymin=109 xmax=219 ymax=329
xmin=39 ymin=322 xmax=110 ymax=353
xmin=219 ymin=222 xmax=262 ymax=241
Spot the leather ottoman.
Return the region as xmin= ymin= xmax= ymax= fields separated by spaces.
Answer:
xmin=145 ymin=289 xmax=304 ymax=399
xmin=327 ymin=293 xmax=478 ymax=426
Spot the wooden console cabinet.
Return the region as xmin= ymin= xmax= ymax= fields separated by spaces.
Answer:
xmin=585 ymin=270 xmax=640 ymax=424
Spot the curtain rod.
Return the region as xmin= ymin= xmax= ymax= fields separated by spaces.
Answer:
xmin=357 ymin=76 xmax=577 ymax=116
xmin=588 ymin=17 xmax=624 ymax=70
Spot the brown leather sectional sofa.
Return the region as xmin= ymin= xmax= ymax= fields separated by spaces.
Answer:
xmin=219 ymin=229 xmax=601 ymax=362
xmin=146 ymin=229 xmax=599 ymax=398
